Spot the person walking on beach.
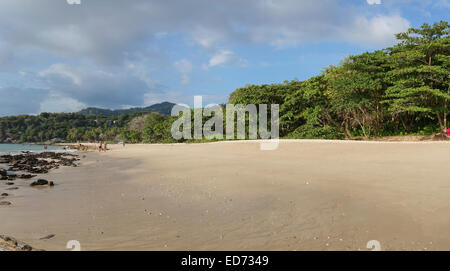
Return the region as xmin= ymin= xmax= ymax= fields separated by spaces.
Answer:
xmin=98 ymin=141 xmax=102 ymax=152
xmin=103 ymin=143 xmax=108 ymax=152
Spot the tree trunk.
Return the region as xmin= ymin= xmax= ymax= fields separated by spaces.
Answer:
xmin=356 ymin=118 xmax=367 ymax=139
xmin=374 ymin=102 xmax=381 ymax=137
xmin=445 ymin=113 xmax=447 ymax=130
xmin=437 ymin=113 xmax=444 ymax=131
xmin=445 ymin=97 xmax=448 ymax=130
xmin=344 ymin=118 xmax=350 ymax=139
xmin=401 ymin=117 xmax=407 ymax=131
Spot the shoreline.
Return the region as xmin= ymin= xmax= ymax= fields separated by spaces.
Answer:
xmin=1 ymin=132 xmax=449 ymax=147
xmin=2 ymin=140 xmax=450 ymax=250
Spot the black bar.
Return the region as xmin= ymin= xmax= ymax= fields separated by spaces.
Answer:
xmin=0 ymin=251 xmax=444 ymax=270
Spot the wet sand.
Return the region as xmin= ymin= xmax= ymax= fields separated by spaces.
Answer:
xmin=1 ymin=140 xmax=450 ymax=251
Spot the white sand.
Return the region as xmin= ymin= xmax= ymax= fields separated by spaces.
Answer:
xmin=1 ymin=140 xmax=450 ymax=251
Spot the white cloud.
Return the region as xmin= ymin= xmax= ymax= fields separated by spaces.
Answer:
xmin=367 ymin=0 xmax=382 ymax=5
xmin=38 ymin=63 xmax=157 ymax=109
xmin=39 ymin=63 xmax=82 ymax=86
xmin=37 ymin=25 xmax=92 ymax=56
xmin=205 ymin=50 xmax=248 ymax=69
xmin=191 ymin=27 xmax=227 ymax=49
xmin=67 ymin=0 xmax=81 ymax=5
xmin=174 ymin=59 xmax=193 ymax=84
xmin=208 ymin=50 xmax=234 ymax=68
xmin=127 ymin=62 xmax=159 ymax=89
xmin=0 ymin=0 xmax=412 ymax=64
xmin=40 ymin=92 xmax=86 ymax=113
xmin=0 ymin=0 xmax=421 ymax=114
xmin=347 ymin=14 xmax=410 ymax=45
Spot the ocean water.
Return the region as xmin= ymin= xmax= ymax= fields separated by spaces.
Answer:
xmin=0 ymin=144 xmax=64 ymax=154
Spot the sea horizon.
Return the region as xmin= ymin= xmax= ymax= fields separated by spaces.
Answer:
xmin=0 ymin=143 xmax=64 ymax=154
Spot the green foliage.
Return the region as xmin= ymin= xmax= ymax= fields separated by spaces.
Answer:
xmin=385 ymin=21 xmax=450 ymax=130
xmin=229 ymin=82 xmax=292 ymax=106
xmin=142 ymin=113 xmax=178 ymax=143
xmin=120 ymin=130 xmax=142 ymax=143
xmin=229 ymin=21 xmax=449 ymax=139
xmin=0 ymin=112 xmax=129 ymax=143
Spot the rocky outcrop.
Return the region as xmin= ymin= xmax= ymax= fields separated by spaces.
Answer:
xmin=1 ymin=152 xmax=79 ymax=202
xmin=0 ymin=235 xmax=41 ymax=251
xmin=0 ymin=152 xmax=79 ymax=179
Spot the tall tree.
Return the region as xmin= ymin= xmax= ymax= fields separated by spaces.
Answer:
xmin=385 ymin=21 xmax=450 ymax=131
xmin=325 ymin=60 xmax=383 ymax=139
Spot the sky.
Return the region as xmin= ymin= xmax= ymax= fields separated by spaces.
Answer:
xmin=0 ymin=0 xmax=448 ymax=116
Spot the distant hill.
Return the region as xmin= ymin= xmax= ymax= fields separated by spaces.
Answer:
xmin=78 ymin=102 xmax=176 ymax=117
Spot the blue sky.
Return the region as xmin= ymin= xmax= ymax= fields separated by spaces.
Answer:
xmin=0 ymin=0 xmax=448 ymax=116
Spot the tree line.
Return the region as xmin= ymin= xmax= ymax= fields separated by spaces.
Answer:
xmin=230 ymin=21 xmax=449 ymax=139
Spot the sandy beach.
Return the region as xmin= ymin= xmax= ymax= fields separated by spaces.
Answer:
xmin=2 ymin=140 xmax=450 ymax=251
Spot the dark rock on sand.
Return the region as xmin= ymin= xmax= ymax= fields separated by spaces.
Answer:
xmin=6 ymin=187 xmax=18 ymax=190
xmin=1 ymin=193 xmax=8 ymax=197
xmin=0 ymin=201 xmax=11 ymax=206
xmin=18 ymin=174 xmax=35 ymax=179
xmin=6 ymin=182 xmax=14 ymax=185
xmin=0 ymin=152 xmax=79 ymax=175
xmin=0 ymin=235 xmax=41 ymax=251
xmin=30 ymin=179 xmax=49 ymax=186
